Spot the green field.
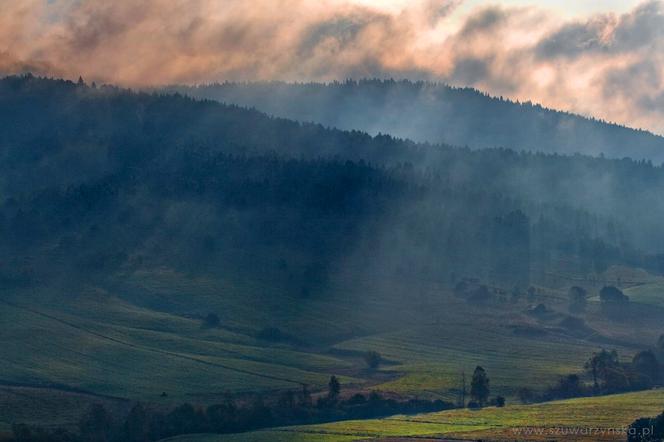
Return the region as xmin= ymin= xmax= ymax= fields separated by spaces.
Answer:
xmin=1 ymin=267 xmax=661 ymax=402
xmin=0 ymin=283 xmax=356 ymax=402
xmin=625 ymin=282 xmax=664 ymax=309
xmin=1 ymin=265 xmax=663 ymax=429
xmin=165 ymin=389 xmax=664 ymax=441
xmin=332 ymin=316 xmax=616 ymax=400
xmin=163 ymin=433 xmax=359 ymax=442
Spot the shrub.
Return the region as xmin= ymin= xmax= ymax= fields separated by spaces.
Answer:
xmin=632 ymin=350 xmax=660 ymax=387
xmin=363 ymin=351 xmax=382 ymax=370
xmin=568 ymin=286 xmax=587 ymax=313
xmin=257 ymin=327 xmax=287 ymax=342
xmin=599 ymin=286 xmax=629 ymax=319
xmin=517 ymin=387 xmax=537 ymax=404
xmin=202 ymin=313 xmax=221 ymax=328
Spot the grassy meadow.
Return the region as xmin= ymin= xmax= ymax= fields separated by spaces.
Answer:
xmin=1 ymin=264 xmax=664 ymax=433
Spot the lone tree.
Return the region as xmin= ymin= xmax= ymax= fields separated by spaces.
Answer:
xmin=470 ymin=366 xmax=490 ymax=407
xmin=632 ymin=350 xmax=660 ymax=387
xmin=363 ymin=351 xmax=382 ymax=370
xmin=584 ymin=349 xmax=620 ymax=393
xmin=328 ymin=376 xmax=341 ymax=400
xmin=599 ymin=286 xmax=629 ymax=319
xmin=568 ymin=286 xmax=588 ymax=314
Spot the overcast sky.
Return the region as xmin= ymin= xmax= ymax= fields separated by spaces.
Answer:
xmin=2 ymin=0 xmax=663 ymax=134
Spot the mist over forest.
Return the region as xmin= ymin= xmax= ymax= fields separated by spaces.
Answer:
xmin=3 ymin=74 xmax=664 ymax=441
xmin=169 ymin=80 xmax=664 ymax=163
xmin=3 ymin=74 xmax=664 ymax=292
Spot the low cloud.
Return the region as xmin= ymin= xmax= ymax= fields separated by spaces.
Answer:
xmin=1 ymin=0 xmax=664 ymax=134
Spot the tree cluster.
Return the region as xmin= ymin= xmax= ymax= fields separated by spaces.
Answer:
xmin=9 ymin=378 xmax=453 ymax=442
xmin=519 ymin=346 xmax=663 ymax=404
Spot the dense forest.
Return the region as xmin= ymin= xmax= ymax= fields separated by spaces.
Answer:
xmin=1 ymin=75 xmax=664 ymax=297
xmin=169 ymin=79 xmax=664 ymax=163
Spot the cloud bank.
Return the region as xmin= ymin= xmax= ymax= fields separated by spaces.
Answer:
xmin=2 ymin=0 xmax=664 ymax=133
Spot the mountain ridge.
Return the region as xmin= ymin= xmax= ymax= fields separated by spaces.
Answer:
xmin=167 ymin=79 xmax=664 ymax=164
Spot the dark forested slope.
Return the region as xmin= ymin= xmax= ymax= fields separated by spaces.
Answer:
xmin=170 ymin=80 xmax=664 ymax=163
xmin=2 ymin=74 xmax=664 ymax=294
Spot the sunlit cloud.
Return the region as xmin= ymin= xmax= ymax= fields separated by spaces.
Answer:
xmin=1 ymin=0 xmax=663 ymax=134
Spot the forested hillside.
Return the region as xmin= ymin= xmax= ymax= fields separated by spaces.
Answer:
xmin=2 ymin=74 xmax=664 ymax=293
xmin=170 ymin=80 xmax=664 ymax=163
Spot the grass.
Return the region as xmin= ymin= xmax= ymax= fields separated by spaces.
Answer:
xmin=589 ymin=265 xmax=664 ymax=309
xmin=624 ymin=282 xmax=664 ymax=308
xmin=0 ymin=286 xmax=355 ymax=402
xmin=167 ymin=389 xmax=664 ymax=441
xmin=0 ymin=264 xmax=661 ymax=419
xmin=332 ymin=316 xmax=616 ymax=400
